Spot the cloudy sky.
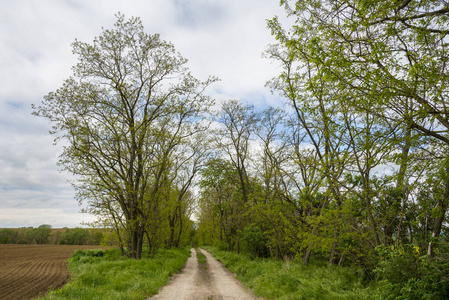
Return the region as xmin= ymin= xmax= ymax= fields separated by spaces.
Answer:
xmin=0 ymin=0 xmax=291 ymax=227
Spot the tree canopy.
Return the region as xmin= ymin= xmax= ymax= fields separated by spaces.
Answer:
xmin=33 ymin=14 xmax=216 ymax=258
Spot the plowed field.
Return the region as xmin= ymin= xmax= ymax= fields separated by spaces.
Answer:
xmin=0 ymin=244 xmax=108 ymax=300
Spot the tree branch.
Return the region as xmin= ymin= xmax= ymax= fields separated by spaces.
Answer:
xmin=370 ymin=6 xmax=449 ymax=25
xmin=411 ymin=122 xmax=449 ymax=145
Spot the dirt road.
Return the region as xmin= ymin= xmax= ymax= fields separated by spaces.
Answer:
xmin=149 ymin=248 xmax=256 ymax=300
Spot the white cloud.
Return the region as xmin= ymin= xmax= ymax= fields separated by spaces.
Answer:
xmin=0 ymin=208 xmax=95 ymax=228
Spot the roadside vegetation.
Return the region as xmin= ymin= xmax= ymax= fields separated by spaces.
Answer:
xmin=206 ymin=246 xmax=449 ymax=300
xmin=205 ymin=246 xmax=371 ymax=300
xmin=39 ymin=247 xmax=190 ymax=300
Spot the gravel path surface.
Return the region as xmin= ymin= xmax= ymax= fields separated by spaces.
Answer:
xmin=149 ymin=248 xmax=256 ymax=300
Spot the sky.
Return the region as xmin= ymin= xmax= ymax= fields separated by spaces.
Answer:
xmin=0 ymin=0 xmax=292 ymax=228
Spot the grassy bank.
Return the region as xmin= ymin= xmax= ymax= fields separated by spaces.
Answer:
xmin=40 ymin=247 xmax=190 ymax=300
xmin=204 ymin=247 xmax=373 ymax=300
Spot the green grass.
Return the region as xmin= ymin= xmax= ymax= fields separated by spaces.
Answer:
xmin=39 ymin=247 xmax=190 ymax=300
xmin=196 ymin=249 xmax=207 ymax=264
xmin=204 ymin=247 xmax=374 ymax=300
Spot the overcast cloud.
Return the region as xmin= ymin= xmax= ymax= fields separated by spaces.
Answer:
xmin=0 ymin=0 xmax=290 ymax=227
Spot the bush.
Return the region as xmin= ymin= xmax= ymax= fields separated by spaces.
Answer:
xmin=60 ymin=228 xmax=90 ymax=245
xmin=239 ymin=226 xmax=270 ymax=258
xmin=27 ymin=225 xmax=52 ymax=244
xmin=218 ymin=242 xmax=229 ymax=251
xmin=0 ymin=229 xmax=17 ymax=244
xmin=374 ymin=244 xmax=449 ymax=300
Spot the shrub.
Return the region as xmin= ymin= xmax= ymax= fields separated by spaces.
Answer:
xmin=60 ymin=228 xmax=90 ymax=245
xmin=374 ymin=244 xmax=449 ymax=300
xmin=218 ymin=242 xmax=229 ymax=251
xmin=0 ymin=229 xmax=16 ymax=244
xmin=27 ymin=225 xmax=52 ymax=244
xmin=239 ymin=226 xmax=270 ymax=258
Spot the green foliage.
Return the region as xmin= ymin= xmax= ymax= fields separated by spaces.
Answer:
xmin=196 ymin=249 xmax=207 ymax=264
xmin=373 ymin=244 xmax=449 ymax=300
xmin=239 ymin=226 xmax=270 ymax=258
xmin=375 ymin=245 xmax=421 ymax=285
xmin=197 ymin=158 xmax=248 ymax=251
xmin=205 ymin=247 xmax=372 ymax=299
xmin=259 ymin=0 xmax=449 ymax=274
xmin=39 ymin=247 xmax=190 ymax=300
xmin=60 ymin=228 xmax=90 ymax=245
xmin=27 ymin=224 xmax=52 ymax=244
xmin=217 ymin=242 xmax=229 ymax=251
xmin=0 ymin=229 xmax=16 ymax=244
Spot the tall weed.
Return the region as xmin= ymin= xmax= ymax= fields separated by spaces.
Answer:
xmin=204 ymin=246 xmax=372 ymax=300
xmin=39 ymin=247 xmax=190 ymax=300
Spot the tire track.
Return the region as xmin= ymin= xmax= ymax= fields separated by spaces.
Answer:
xmin=149 ymin=248 xmax=256 ymax=300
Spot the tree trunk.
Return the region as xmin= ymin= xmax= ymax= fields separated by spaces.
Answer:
xmin=303 ymin=247 xmax=312 ymax=266
xmin=114 ymin=227 xmax=125 ymax=256
xmin=146 ymin=232 xmax=152 ymax=255
xmin=175 ymin=206 xmax=183 ymax=247
xmin=396 ymin=122 xmax=412 ymax=245
xmin=338 ymin=254 xmax=346 ymax=267
xmin=363 ymin=175 xmax=381 ymax=246
xmin=427 ymin=164 xmax=449 ymax=256
xmin=329 ymin=188 xmax=342 ymax=266
xmin=329 ymin=228 xmax=339 ymax=266
xmin=136 ymin=229 xmax=144 ymax=260
xmin=424 ymin=214 xmax=429 ymax=248
xmin=129 ymin=219 xmax=145 ymax=259
xmin=130 ymin=229 xmax=137 ymax=258
xmin=168 ymin=214 xmax=175 ymax=247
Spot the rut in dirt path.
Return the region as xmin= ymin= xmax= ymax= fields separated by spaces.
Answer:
xmin=149 ymin=248 xmax=256 ymax=300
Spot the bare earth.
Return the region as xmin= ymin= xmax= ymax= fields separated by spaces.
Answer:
xmin=0 ymin=244 xmax=109 ymax=300
xmin=149 ymin=248 xmax=257 ymax=300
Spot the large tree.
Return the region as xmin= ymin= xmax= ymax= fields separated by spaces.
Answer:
xmin=269 ymin=0 xmax=449 ymax=258
xmin=33 ymin=14 xmax=216 ymax=258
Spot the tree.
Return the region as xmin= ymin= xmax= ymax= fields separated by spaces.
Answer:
xmin=165 ymin=132 xmax=211 ymax=248
xmin=33 ymin=14 xmax=216 ymax=258
xmin=215 ymin=100 xmax=259 ymax=203
xmin=253 ymin=107 xmax=291 ymax=259
xmin=273 ymin=0 xmax=449 ymax=143
xmin=0 ymin=229 xmax=17 ymax=244
xmin=60 ymin=228 xmax=90 ymax=245
xmin=268 ymin=0 xmax=449 ymax=263
xmin=27 ymin=225 xmax=52 ymax=244
xmin=197 ymin=158 xmax=244 ymax=250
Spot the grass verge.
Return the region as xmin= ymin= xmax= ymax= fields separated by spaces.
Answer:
xmin=39 ymin=247 xmax=190 ymax=300
xmin=204 ymin=247 xmax=374 ymax=300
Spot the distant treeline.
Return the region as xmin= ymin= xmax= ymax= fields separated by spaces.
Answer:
xmin=0 ymin=225 xmax=105 ymax=245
